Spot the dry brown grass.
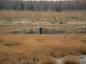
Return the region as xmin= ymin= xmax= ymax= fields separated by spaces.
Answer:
xmin=63 ymin=55 xmax=80 ymax=64
xmin=0 ymin=34 xmax=86 ymax=55
xmin=0 ymin=34 xmax=86 ymax=64
xmin=0 ymin=10 xmax=86 ymax=64
xmin=40 ymin=58 xmax=55 ymax=64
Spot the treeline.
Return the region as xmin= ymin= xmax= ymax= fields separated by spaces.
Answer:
xmin=0 ymin=1 xmax=86 ymax=11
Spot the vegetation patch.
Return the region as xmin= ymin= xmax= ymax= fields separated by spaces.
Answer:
xmin=0 ymin=39 xmax=21 ymax=47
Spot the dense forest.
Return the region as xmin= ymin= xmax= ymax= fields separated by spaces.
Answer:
xmin=0 ymin=1 xmax=86 ymax=11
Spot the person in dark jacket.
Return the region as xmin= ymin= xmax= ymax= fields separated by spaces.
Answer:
xmin=39 ymin=27 xmax=43 ymax=34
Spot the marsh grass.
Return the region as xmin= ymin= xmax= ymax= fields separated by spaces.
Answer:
xmin=0 ymin=39 xmax=21 ymax=47
xmin=0 ymin=11 xmax=86 ymax=24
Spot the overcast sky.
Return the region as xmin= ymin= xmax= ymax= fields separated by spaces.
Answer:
xmin=0 ymin=0 xmax=80 ymax=1
xmin=3 ymin=0 xmax=75 ymax=1
xmin=23 ymin=0 xmax=75 ymax=1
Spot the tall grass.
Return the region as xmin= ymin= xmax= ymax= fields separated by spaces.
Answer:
xmin=0 ymin=11 xmax=86 ymax=24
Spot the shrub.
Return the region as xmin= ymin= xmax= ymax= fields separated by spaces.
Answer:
xmin=10 ymin=31 xmax=20 ymax=34
xmin=3 ymin=17 xmax=13 ymax=23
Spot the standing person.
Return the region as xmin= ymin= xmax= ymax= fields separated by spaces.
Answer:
xmin=39 ymin=27 xmax=43 ymax=34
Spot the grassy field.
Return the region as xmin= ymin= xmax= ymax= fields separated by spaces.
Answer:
xmin=0 ymin=34 xmax=86 ymax=64
xmin=0 ymin=11 xmax=86 ymax=24
xmin=0 ymin=11 xmax=86 ymax=34
xmin=0 ymin=11 xmax=86 ymax=64
xmin=0 ymin=23 xmax=86 ymax=34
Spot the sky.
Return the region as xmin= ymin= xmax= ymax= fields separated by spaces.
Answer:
xmin=22 ymin=0 xmax=75 ymax=1
xmin=0 ymin=0 xmax=77 ymax=1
